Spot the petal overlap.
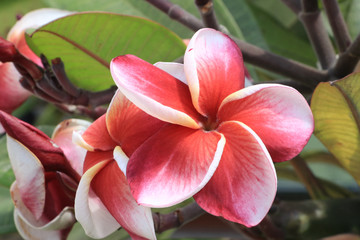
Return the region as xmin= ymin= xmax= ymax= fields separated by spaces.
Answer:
xmin=127 ymin=124 xmax=225 ymax=207
xmin=111 ymin=55 xmax=202 ymax=128
xmin=218 ymin=84 xmax=314 ymax=162
xmin=194 ymin=121 xmax=277 ymax=226
xmin=184 ymin=28 xmax=244 ymax=119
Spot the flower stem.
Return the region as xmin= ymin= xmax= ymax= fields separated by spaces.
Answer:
xmin=290 ymin=156 xmax=330 ymax=199
xmin=194 ymin=0 xmax=220 ymax=30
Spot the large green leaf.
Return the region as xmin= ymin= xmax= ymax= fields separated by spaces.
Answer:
xmin=42 ymin=0 xmax=243 ymax=39
xmin=26 ymin=12 xmax=186 ymax=91
xmin=345 ymin=0 xmax=360 ymax=39
xmin=0 ymin=135 xmax=15 ymax=188
xmin=311 ymin=73 xmax=360 ymax=185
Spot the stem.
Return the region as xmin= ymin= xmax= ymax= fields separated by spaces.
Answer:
xmin=322 ymin=0 xmax=351 ymax=53
xmin=145 ymin=0 xmax=203 ymax=31
xmin=146 ymin=0 xmax=327 ymax=87
xmin=233 ymin=39 xmax=327 ymax=88
xmin=331 ymin=33 xmax=360 ymax=78
xmin=153 ymin=202 xmax=205 ymax=233
xmin=299 ymin=0 xmax=336 ymax=69
xmin=257 ymin=215 xmax=284 ymax=240
xmin=194 ymin=0 xmax=220 ymax=30
xmin=290 ymin=156 xmax=330 ymax=199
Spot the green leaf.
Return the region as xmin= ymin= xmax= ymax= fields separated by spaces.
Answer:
xmin=223 ymin=0 xmax=269 ymax=50
xmin=0 ymin=186 xmax=16 ymax=234
xmin=26 ymin=12 xmax=186 ymax=91
xmin=345 ymin=0 xmax=360 ymax=39
xmin=0 ymin=135 xmax=15 ymax=188
xmin=42 ymin=0 xmax=242 ymax=39
xmin=311 ymin=73 xmax=360 ymax=186
xmin=245 ymin=3 xmax=317 ymax=66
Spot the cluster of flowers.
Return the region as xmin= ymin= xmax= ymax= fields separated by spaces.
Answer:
xmin=0 ymin=9 xmax=314 ymax=240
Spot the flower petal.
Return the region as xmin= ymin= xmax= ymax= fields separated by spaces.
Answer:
xmin=7 ymin=136 xmax=45 ymax=220
xmin=0 ymin=110 xmax=70 ymax=173
xmin=0 ymin=63 xmax=31 ymax=113
xmin=184 ymin=28 xmax=244 ymax=119
xmin=81 ymin=114 xmax=116 ymax=151
xmin=52 ymin=119 xmax=91 ymax=175
xmin=75 ymin=160 xmax=120 ymax=239
xmin=154 ymin=62 xmax=187 ymax=84
xmin=218 ymin=84 xmax=314 ymax=162
xmin=92 ymin=160 xmax=156 ymax=240
xmin=127 ymin=124 xmax=225 ymax=207
xmin=14 ymin=209 xmax=72 ymax=240
xmin=111 ymin=55 xmax=201 ymax=128
xmin=106 ymin=90 xmax=166 ymax=156
xmin=194 ymin=121 xmax=277 ymax=227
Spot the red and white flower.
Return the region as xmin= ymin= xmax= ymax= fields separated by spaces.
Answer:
xmin=110 ymin=28 xmax=314 ymax=226
xmin=74 ymin=90 xmax=165 ymax=239
xmin=0 ymin=110 xmax=89 ymax=239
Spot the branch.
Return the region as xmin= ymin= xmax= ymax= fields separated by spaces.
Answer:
xmin=299 ymin=0 xmax=336 ymax=69
xmin=145 ymin=0 xmax=203 ymax=31
xmin=194 ymin=0 xmax=220 ymax=30
xmin=290 ymin=156 xmax=330 ymax=199
xmin=145 ymin=0 xmax=327 ymax=87
xmin=322 ymin=0 xmax=351 ymax=53
xmin=331 ymin=33 xmax=360 ymax=79
xmin=153 ymin=202 xmax=205 ymax=233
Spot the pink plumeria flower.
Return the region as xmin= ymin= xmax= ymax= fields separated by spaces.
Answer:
xmin=0 ymin=110 xmax=89 ymax=239
xmin=73 ymin=90 xmax=165 ymax=239
xmin=0 ymin=8 xmax=71 ymax=116
xmin=110 ymin=28 xmax=314 ymax=227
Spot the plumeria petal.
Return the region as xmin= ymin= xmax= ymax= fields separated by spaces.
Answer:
xmin=81 ymin=114 xmax=116 ymax=151
xmin=11 ymin=182 xmax=75 ymax=239
xmin=184 ymin=28 xmax=244 ymax=119
xmin=194 ymin=121 xmax=277 ymax=227
xmin=218 ymin=84 xmax=314 ymax=162
xmin=14 ymin=208 xmax=72 ymax=240
xmin=52 ymin=119 xmax=91 ymax=175
xmin=0 ymin=63 xmax=30 ymax=113
xmin=111 ymin=55 xmax=202 ymax=128
xmin=106 ymin=90 xmax=166 ymax=156
xmin=113 ymin=146 xmax=129 ymax=176
xmin=0 ymin=110 xmax=70 ymax=173
xmin=127 ymin=124 xmax=225 ymax=207
xmin=7 ymin=136 xmax=45 ymax=220
xmin=75 ymin=160 xmax=120 ymax=239
xmin=91 ymin=160 xmax=156 ymax=240
xmin=154 ymin=62 xmax=187 ymax=84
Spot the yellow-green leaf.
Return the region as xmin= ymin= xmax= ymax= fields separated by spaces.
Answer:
xmin=311 ymin=73 xmax=360 ymax=185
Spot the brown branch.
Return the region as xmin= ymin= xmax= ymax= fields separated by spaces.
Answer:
xmin=322 ymin=0 xmax=351 ymax=53
xmin=290 ymin=156 xmax=330 ymax=199
xmin=146 ymin=0 xmax=327 ymax=87
xmin=145 ymin=0 xmax=203 ymax=31
xmin=331 ymin=33 xmax=360 ymax=79
xmin=153 ymin=202 xmax=205 ymax=233
xmin=194 ymin=0 xmax=220 ymax=30
xmin=299 ymin=0 xmax=336 ymax=69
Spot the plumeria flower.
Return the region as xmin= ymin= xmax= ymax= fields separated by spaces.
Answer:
xmin=110 ymin=28 xmax=314 ymax=227
xmin=0 ymin=8 xmax=71 ymax=115
xmin=74 ymin=90 xmax=165 ymax=240
xmin=0 ymin=110 xmax=89 ymax=239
